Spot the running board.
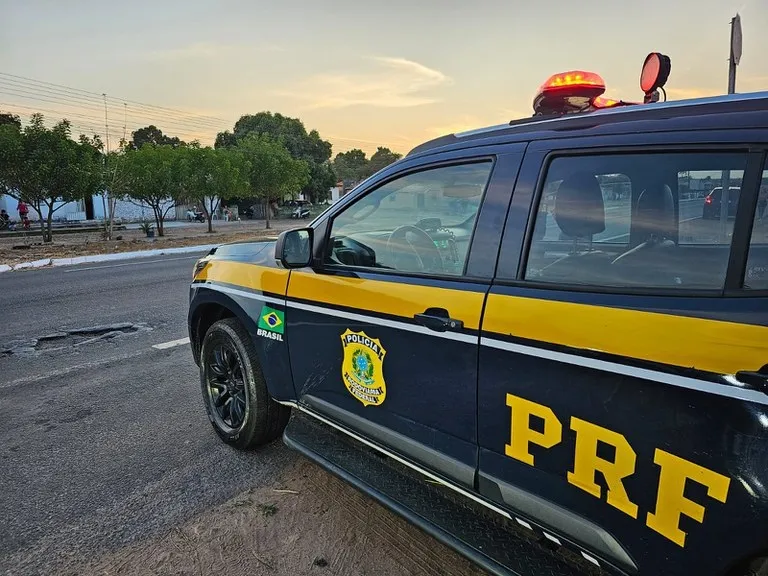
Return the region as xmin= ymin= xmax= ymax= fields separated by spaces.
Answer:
xmin=283 ymin=411 xmax=607 ymax=576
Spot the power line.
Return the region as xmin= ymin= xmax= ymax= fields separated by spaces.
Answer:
xmin=0 ymin=71 xmax=231 ymax=126
xmin=0 ymin=71 xmax=408 ymax=153
xmin=0 ymin=82 xmax=228 ymax=134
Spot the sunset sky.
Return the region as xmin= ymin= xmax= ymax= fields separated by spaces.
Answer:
xmin=2 ymin=0 xmax=767 ymax=156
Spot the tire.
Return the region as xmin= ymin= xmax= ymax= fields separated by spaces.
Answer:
xmin=742 ymin=557 xmax=768 ymax=576
xmin=199 ymin=318 xmax=290 ymax=449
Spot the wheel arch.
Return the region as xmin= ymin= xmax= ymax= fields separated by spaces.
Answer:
xmin=189 ymin=289 xmax=259 ymax=366
xmin=188 ymin=286 xmax=297 ymax=403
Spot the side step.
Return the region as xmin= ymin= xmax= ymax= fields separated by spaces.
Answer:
xmin=283 ymin=411 xmax=605 ymax=576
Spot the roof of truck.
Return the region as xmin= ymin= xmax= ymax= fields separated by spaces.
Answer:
xmin=407 ymin=91 xmax=768 ymax=158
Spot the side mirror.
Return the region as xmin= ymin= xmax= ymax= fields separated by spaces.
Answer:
xmin=275 ymin=227 xmax=313 ymax=268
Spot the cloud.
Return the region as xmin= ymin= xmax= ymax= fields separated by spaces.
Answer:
xmin=664 ymin=87 xmax=722 ymax=100
xmin=426 ymin=115 xmax=486 ymax=137
xmin=144 ymin=42 xmax=285 ymax=62
xmin=277 ymin=56 xmax=451 ymax=110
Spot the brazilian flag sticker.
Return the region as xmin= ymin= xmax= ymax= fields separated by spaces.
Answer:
xmin=257 ymin=306 xmax=285 ymax=341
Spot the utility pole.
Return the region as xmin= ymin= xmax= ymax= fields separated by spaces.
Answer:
xmin=728 ymin=13 xmax=742 ymax=94
xmin=102 ymin=94 xmax=112 ymax=236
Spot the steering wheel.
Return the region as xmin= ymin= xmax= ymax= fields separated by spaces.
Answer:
xmin=386 ymin=225 xmax=444 ymax=273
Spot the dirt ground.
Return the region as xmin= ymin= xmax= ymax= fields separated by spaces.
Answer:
xmin=0 ymin=220 xmax=298 ymax=266
xmin=67 ymin=458 xmax=486 ymax=576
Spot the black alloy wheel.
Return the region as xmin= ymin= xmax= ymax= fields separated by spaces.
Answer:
xmin=205 ymin=342 xmax=248 ymax=431
xmin=199 ymin=317 xmax=290 ymax=449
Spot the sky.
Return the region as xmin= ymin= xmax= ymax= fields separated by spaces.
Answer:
xmin=1 ymin=0 xmax=767 ymax=156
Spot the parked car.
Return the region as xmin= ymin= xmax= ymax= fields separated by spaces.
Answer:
xmin=187 ymin=53 xmax=768 ymax=576
xmin=702 ymin=186 xmax=741 ymax=219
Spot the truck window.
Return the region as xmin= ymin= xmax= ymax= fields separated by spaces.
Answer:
xmin=744 ymin=167 xmax=768 ymax=290
xmin=525 ymin=152 xmax=748 ymax=290
xmin=325 ymin=162 xmax=492 ymax=276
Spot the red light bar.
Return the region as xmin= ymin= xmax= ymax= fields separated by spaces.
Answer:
xmin=539 ymin=71 xmax=605 ymax=94
xmin=533 ymin=70 xmax=607 ymax=115
xmin=593 ymin=96 xmax=619 ymax=108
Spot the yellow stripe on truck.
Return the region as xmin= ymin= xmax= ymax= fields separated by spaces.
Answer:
xmin=288 ymin=271 xmax=486 ymax=331
xmin=196 ymin=261 xmax=290 ymax=296
xmin=483 ymin=294 xmax=768 ymax=376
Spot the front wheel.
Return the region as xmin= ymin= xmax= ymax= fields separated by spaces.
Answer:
xmin=200 ymin=318 xmax=290 ymax=449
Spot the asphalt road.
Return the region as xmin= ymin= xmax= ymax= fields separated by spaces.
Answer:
xmin=0 ymin=253 xmax=297 ymax=575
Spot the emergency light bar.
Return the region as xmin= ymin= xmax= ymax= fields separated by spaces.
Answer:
xmin=532 ymin=52 xmax=671 ymax=116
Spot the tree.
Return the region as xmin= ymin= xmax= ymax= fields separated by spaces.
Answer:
xmin=333 ymin=149 xmax=368 ymax=183
xmin=365 ymin=147 xmax=402 ymax=178
xmin=120 ymin=144 xmax=185 ymax=236
xmin=0 ymin=114 xmax=103 ymax=242
xmin=237 ymin=134 xmax=310 ymax=229
xmin=216 ymin=112 xmax=332 ymax=202
xmin=129 ymin=125 xmax=186 ymax=150
xmin=305 ymin=161 xmax=336 ymax=204
xmin=180 ymin=147 xmax=250 ymax=233
xmin=0 ymin=111 xmax=21 ymax=130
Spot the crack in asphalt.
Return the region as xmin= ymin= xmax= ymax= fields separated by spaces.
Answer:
xmin=1 ymin=323 xmax=152 ymax=357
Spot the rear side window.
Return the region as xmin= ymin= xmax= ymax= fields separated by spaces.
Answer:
xmin=744 ymin=167 xmax=768 ymax=290
xmin=525 ymin=152 xmax=748 ymax=290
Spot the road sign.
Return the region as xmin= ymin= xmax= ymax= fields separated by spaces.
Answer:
xmin=732 ymin=13 xmax=742 ymax=65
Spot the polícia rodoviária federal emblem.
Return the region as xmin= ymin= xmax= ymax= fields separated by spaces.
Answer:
xmin=340 ymin=329 xmax=386 ymax=406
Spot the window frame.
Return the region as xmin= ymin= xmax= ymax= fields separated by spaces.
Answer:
xmin=736 ymin=150 xmax=768 ymax=295
xmin=506 ymin=143 xmax=765 ymax=297
xmin=317 ymin=155 xmax=498 ymax=282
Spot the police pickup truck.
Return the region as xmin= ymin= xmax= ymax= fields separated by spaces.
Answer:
xmin=188 ymin=53 xmax=768 ymax=576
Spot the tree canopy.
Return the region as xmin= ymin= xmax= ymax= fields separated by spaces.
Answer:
xmin=180 ymin=146 xmax=250 ymax=233
xmin=237 ymin=134 xmax=310 ymax=229
xmin=119 ymin=144 xmax=185 ymax=236
xmin=0 ymin=111 xmax=21 ymax=130
xmin=129 ymin=125 xmax=186 ymax=150
xmin=0 ymin=114 xmax=103 ymax=242
xmin=216 ymin=112 xmax=333 ymax=203
xmin=333 ymin=147 xmax=402 ymax=184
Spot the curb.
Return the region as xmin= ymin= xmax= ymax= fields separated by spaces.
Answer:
xmin=0 ymin=244 xmax=218 ymax=274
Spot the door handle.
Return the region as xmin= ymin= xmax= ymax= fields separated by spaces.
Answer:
xmin=413 ymin=307 xmax=464 ymax=332
xmin=735 ymin=370 xmax=768 ymax=393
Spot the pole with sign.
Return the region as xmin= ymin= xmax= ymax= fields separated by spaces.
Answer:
xmin=721 ymin=14 xmax=742 ymax=241
xmin=728 ymin=13 xmax=742 ymax=94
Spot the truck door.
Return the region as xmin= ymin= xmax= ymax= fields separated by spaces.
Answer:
xmin=284 ymin=146 xmax=524 ymax=489
xmin=477 ymin=136 xmax=768 ymax=576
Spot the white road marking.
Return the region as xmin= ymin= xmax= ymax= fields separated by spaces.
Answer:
xmin=152 ymin=337 xmax=190 ymax=350
xmin=64 ymin=255 xmax=200 ymax=273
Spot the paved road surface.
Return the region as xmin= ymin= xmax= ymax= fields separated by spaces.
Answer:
xmin=0 ymin=253 xmax=298 ymax=574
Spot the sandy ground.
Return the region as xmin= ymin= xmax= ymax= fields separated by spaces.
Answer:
xmin=67 ymin=458 xmax=486 ymax=576
xmin=0 ymin=220 xmax=298 ymax=266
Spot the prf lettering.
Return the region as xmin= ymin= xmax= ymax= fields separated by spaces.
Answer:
xmin=504 ymin=393 xmax=731 ymax=548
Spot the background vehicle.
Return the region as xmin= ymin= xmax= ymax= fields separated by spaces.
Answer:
xmin=703 ymin=186 xmax=741 ymax=219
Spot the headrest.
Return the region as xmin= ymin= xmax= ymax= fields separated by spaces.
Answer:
xmin=636 ymin=184 xmax=675 ymax=240
xmin=553 ymin=172 xmax=605 ymax=239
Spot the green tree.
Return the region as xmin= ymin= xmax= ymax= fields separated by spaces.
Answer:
xmin=365 ymin=147 xmax=402 ymax=178
xmin=216 ymin=112 xmax=331 ymax=202
xmin=333 ymin=149 xmax=368 ymax=183
xmin=129 ymin=125 xmax=186 ymax=150
xmin=180 ymin=147 xmax=250 ymax=233
xmin=120 ymin=144 xmax=185 ymax=236
xmin=0 ymin=114 xmax=103 ymax=242
xmin=0 ymin=111 xmax=21 ymax=129
xmin=237 ymin=134 xmax=310 ymax=229
xmin=305 ymin=161 xmax=337 ymax=204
